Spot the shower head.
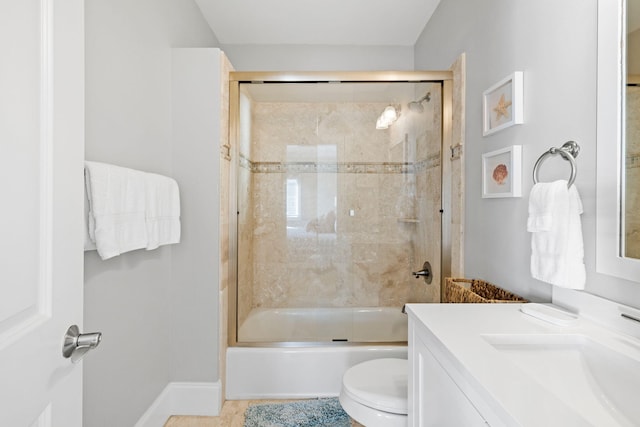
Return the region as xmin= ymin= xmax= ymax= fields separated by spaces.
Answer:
xmin=408 ymin=92 xmax=431 ymax=113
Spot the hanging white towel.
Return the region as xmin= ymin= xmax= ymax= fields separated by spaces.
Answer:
xmin=84 ymin=181 xmax=97 ymax=251
xmin=85 ymin=161 xmax=148 ymax=260
xmin=145 ymin=172 xmax=181 ymax=250
xmin=528 ymin=180 xmax=586 ymax=289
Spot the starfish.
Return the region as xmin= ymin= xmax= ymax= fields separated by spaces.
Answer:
xmin=493 ymin=94 xmax=512 ymax=121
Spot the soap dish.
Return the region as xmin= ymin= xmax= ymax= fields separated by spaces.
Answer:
xmin=520 ymin=303 xmax=579 ymax=326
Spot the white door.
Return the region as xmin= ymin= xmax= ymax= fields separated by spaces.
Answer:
xmin=0 ymin=0 xmax=86 ymax=426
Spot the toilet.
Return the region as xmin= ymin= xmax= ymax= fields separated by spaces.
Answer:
xmin=339 ymin=358 xmax=408 ymax=427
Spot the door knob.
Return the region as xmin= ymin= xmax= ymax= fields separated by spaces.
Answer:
xmin=62 ymin=325 xmax=102 ymax=363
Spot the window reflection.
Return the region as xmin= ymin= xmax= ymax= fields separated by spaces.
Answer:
xmin=286 ymin=178 xmax=300 ymax=219
xmin=285 ymin=144 xmax=337 ymax=237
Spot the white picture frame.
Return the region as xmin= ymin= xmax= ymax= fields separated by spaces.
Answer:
xmin=483 ymin=72 xmax=524 ymax=136
xmin=482 ymin=145 xmax=522 ymax=198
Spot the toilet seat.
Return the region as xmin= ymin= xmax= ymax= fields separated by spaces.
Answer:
xmin=342 ymin=358 xmax=408 ymax=414
xmin=340 ymin=358 xmax=408 ymax=427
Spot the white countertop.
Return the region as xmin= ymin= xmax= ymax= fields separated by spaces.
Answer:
xmin=406 ymin=303 xmax=640 ymax=427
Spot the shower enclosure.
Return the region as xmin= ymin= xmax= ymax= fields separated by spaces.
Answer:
xmin=228 ymin=72 xmax=452 ymax=346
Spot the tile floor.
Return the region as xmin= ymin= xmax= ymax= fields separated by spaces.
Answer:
xmin=164 ymin=399 xmax=364 ymax=427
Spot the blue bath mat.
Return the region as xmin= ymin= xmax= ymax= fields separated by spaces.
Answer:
xmin=243 ymin=397 xmax=351 ymax=427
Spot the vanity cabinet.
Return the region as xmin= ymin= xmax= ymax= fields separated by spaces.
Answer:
xmin=408 ymin=317 xmax=489 ymax=426
xmin=406 ymin=302 xmax=639 ymax=426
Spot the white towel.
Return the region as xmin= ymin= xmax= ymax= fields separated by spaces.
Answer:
xmin=84 ymin=181 xmax=97 ymax=251
xmin=85 ymin=161 xmax=148 ymax=260
xmin=528 ymin=180 xmax=586 ymax=289
xmin=145 ymin=172 xmax=181 ymax=250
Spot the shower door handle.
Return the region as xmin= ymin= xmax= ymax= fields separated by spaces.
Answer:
xmin=62 ymin=325 xmax=102 ymax=363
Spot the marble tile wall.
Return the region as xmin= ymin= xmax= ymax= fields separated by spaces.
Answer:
xmin=219 ymin=53 xmax=233 ymax=402
xmin=626 ymin=86 xmax=640 ymax=258
xmin=409 ymin=88 xmax=442 ymax=305
xmin=237 ymin=89 xmax=443 ymax=315
xmin=236 ymin=91 xmax=254 ymax=327
xmin=450 ymin=54 xmax=466 ymax=279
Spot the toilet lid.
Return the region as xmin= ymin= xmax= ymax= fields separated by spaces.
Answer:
xmin=342 ymin=358 xmax=408 ymax=415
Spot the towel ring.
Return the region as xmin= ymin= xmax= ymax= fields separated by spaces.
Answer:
xmin=532 ymin=141 xmax=580 ymax=188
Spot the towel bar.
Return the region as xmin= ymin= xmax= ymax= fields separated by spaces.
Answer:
xmin=532 ymin=140 xmax=580 ymax=188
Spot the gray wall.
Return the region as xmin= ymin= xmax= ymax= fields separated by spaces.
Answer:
xmin=83 ymin=1 xmax=218 ymax=426
xmin=170 ymin=48 xmax=222 ymax=382
xmin=414 ymin=0 xmax=640 ymax=307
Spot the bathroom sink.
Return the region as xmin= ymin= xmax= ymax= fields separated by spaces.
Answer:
xmin=482 ymin=333 xmax=640 ymax=426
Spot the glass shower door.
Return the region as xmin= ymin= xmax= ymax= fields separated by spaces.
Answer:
xmin=234 ymin=80 xmax=443 ymax=344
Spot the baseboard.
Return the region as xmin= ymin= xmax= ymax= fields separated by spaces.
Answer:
xmin=135 ymin=381 xmax=222 ymax=427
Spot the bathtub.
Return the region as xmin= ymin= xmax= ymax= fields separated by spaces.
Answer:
xmin=238 ymin=306 xmax=408 ymax=342
xmin=226 ymin=307 xmax=408 ymax=399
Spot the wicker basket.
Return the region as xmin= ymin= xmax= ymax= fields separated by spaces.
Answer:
xmin=443 ymin=278 xmax=528 ymax=303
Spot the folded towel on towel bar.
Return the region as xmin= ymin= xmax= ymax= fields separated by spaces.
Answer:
xmin=84 ymin=161 xmax=180 ymax=260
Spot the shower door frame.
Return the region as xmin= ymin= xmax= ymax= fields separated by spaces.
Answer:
xmin=227 ymin=71 xmax=454 ymax=347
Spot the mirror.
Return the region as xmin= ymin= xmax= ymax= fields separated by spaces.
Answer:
xmin=596 ymin=0 xmax=640 ymax=281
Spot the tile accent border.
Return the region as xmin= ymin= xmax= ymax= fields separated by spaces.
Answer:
xmin=239 ymin=153 xmax=440 ymax=174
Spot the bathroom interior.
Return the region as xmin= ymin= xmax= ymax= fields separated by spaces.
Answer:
xmin=3 ymin=0 xmax=640 ymax=425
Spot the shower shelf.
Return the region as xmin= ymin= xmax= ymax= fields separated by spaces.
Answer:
xmin=397 ymin=218 xmax=420 ymax=223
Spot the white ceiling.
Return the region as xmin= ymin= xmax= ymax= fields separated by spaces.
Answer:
xmin=194 ymin=0 xmax=441 ymax=46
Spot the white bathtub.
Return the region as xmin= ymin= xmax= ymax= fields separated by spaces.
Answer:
xmin=238 ymin=306 xmax=408 ymax=342
xmin=226 ymin=307 xmax=408 ymax=399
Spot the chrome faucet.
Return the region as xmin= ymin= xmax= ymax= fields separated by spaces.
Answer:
xmin=621 ymin=313 xmax=640 ymax=324
xmin=412 ymin=261 xmax=433 ymax=284
xmin=413 ymin=269 xmax=430 ymax=278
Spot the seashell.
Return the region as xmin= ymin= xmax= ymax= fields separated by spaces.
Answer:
xmin=492 ymin=164 xmax=508 ymax=185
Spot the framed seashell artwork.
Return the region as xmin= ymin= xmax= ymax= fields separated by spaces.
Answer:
xmin=482 ymin=71 xmax=524 ymax=136
xmin=482 ymin=145 xmax=522 ymax=198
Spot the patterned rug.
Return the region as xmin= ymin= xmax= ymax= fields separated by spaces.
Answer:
xmin=243 ymin=398 xmax=351 ymax=427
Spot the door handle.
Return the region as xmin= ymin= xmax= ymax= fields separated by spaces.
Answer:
xmin=62 ymin=325 xmax=102 ymax=363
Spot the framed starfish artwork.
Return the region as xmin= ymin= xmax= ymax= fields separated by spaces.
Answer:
xmin=482 ymin=72 xmax=524 ymax=136
xmin=482 ymin=145 xmax=522 ymax=198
